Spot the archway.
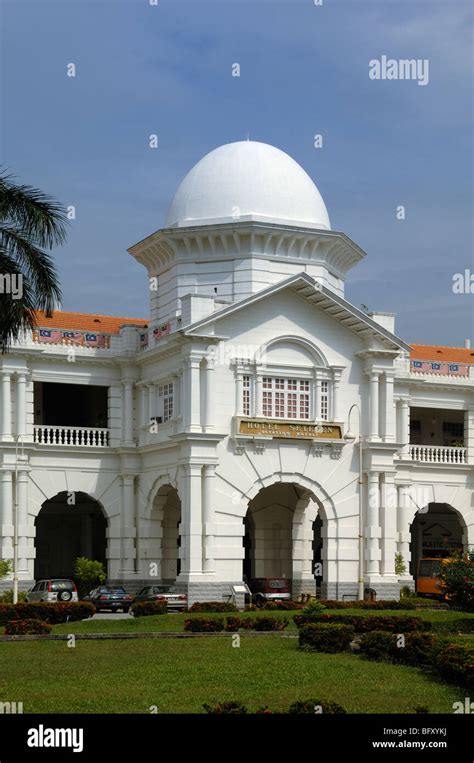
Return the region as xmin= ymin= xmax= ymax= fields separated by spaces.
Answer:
xmin=34 ymin=492 xmax=107 ymax=580
xmin=410 ymin=502 xmax=466 ymax=577
xmin=150 ymin=484 xmax=181 ymax=582
xmin=243 ymin=481 xmax=324 ymax=595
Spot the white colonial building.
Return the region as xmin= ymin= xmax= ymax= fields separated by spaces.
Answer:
xmin=1 ymin=140 xmax=473 ymax=602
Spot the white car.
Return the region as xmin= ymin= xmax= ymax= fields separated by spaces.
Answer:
xmin=26 ymin=579 xmax=79 ymax=603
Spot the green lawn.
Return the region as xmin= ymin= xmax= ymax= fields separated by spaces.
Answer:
xmin=45 ymin=607 xmax=474 ymax=635
xmin=0 ymin=636 xmax=465 ymax=714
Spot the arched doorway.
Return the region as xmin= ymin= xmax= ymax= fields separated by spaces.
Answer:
xmin=150 ymin=484 xmax=181 ymax=582
xmin=410 ymin=502 xmax=466 ymax=577
xmin=35 ymin=492 xmax=107 ymax=580
xmin=243 ymin=482 xmax=323 ymax=596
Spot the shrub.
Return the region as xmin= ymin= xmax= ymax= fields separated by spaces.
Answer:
xmin=74 ymin=557 xmax=106 ymax=599
xmin=0 ymin=560 xmax=12 ymax=580
xmin=5 ymin=618 xmax=52 ymax=635
xmin=203 ymin=701 xmax=248 ymax=714
xmin=225 ymin=616 xmax=254 ymax=631
xmin=189 ymin=601 xmax=238 ymax=613
xmin=244 ymin=604 xmax=257 ymax=612
xmin=301 ymin=600 xmax=327 ymax=615
xmin=359 ymin=630 xmax=437 ymax=667
xmin=400 ymin=586 xmax=416 ymax=598
xmin=184 ymin=617 xmax=225 ymax=632
xmin=287 ymin=698 xmax=346 ymax=714
xmin=317 ymin=599 xmax=416 ymax=610
xmin=414 ymin=705 xmax=430 ymax=714
xmin=0 ymin=602 xmax=94 ymax=625
xmin=358 ymin=631 xmax=396 ymax=662
xmin=294 ymin=613 xmax=424 ymax=633
xmin=433 ymin=641 xmax=474 ymax=690
xmin=263 ymin=600 xmax=302 ymax=611
xmin=395 ymin=552 xmax=407 ymax=576
xmin=130 ymin=600 xmax=167 ymax=617
xmin=298 ymin=623 xmax=354 ymax=653
xmin=0 ymin=590 xmax=28 ymax=603
xmin=252 ymin=616 xmax=288 ymax=631
xmin=437 ymin=552 xmax=474 ymax=612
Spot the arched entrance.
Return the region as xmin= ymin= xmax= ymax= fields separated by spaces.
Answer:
xmin=150 ymin=484 xmax=181 ymax=582
xmin=35 ymin=492 xmax=107 ymax=580
xmin=410 ymin=502 xmax=466 ymax=576
xmin=243 ymin=481 xmax=324 ymax=596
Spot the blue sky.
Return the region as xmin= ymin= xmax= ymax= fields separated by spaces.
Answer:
xmin=2 ymin=0 xmax=473 ymax=345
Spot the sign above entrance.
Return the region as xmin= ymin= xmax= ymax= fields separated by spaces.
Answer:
xmin=238 ymin=419 xmax=342 ymax=440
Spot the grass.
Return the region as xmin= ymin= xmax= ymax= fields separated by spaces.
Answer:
xmin=43 ymin=607 xmax=474 ymax=636
xmin=0 ymin=635 xmax=465 ymax=714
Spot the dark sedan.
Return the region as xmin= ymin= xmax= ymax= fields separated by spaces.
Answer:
xmin=133 ymin=585 xmax=187 ymax=611
xmin=86 ymin=586 xmax=133 ymax=613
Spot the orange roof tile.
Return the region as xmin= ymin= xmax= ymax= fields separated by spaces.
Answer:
xmin=33 ymin=310 xmax=148 ymax=335
xmin=410 ymin=344 xmax=474 ymax=365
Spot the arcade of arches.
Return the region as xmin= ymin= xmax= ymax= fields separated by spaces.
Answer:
xmin=409 ymin=502 xmax=466 ymax=577
xmin=34 ymin=492 xmax=107 ymax=580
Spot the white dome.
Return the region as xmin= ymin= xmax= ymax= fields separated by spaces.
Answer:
xmin=165 ymin=140 xmax=330 ymax=230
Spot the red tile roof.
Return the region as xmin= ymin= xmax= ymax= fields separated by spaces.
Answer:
xmin=410 ymin=344 xmax=474 ymax=365
xmin=33 ymin=310 xmax=148 ymax=335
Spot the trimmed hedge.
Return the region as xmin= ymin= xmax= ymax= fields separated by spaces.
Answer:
xmin=184 ymin=617 xmax=225 ymax=632
xmin=130 ymin=600 xmax=167 ymax=617
xmin=299 ymin=623 xmax=354 ymax=653
xmin=433 ymin=641 xmax=474 ymax=690
xmin=225 ymin=616 xmax=254 ymax=631
xmin=288 ymin=698 xmax=347 ymax=714
xmin=184 ymin=615 xmax=288 ymax=632
xmin=5 ymin=618 xmax=52 ymax=635
xmin=359 ymin=630 xmax=437 ymax=667
xmin=263 ymin=600 xmax=303 ymax=611
xmin=294 ymin=613 xmax=424 ymax=633
xmin=189 ymin=601 xmax=238 ymax=613
xmin=252 ymin=616 xmax=288 ymax=631
xmin=318 ymin=599 xmax=416 ymax=610
xmin=0 ymin=602 xmax=95 ymax=625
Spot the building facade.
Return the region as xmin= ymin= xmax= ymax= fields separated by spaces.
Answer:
xmin=1 ymin=140 xmax=473 ymax=602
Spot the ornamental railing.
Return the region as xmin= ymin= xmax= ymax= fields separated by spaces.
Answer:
xmin=34 ymin=425 xmax=110 ymax=447
xmin=409 ymin=444 xmax=467 ymax=464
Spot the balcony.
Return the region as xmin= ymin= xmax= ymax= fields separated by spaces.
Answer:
xmin=409 ymin=444 xmax=467 ymax=465
xmin=34 ymin=425 xmax=109 ymax=447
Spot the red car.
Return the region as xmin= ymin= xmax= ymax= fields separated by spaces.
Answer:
xmin=249 ymin=577 xmax=290 ymax=607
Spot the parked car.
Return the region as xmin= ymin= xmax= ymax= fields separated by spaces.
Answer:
xmin=133 ymin=585 xmax=187 ymax=611
xmin=249 ymin=577 xmax=290 ymax=607
xmin=26 ymin=579 xmax=78 ymax=603
xmin=85 ymin=586 xmax=133 ymax=613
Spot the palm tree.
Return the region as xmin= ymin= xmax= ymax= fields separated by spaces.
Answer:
xmin=0 ymin=171 xmax=67 ymax=352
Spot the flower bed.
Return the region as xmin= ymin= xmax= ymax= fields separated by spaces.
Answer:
xmin=0 ymin=602 xmax=95 ymax=625
xmin=294 ymin=613 xmax=425 ymax=633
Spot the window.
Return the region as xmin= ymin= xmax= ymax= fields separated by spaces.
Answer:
xmin=320 ymin=381 xmax=329 ymax=420
xmin=442 ymin=422 xmax=464 ymax=438
xmin=260 ymin=377 xmax=311 ymax=420
xmin=242 ymin=375 xmax=251 ymax=416
xmin=158 ymin=382 xmax=173 ymax=422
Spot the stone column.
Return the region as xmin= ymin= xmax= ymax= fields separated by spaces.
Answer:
xmin=235 ymin=369 xmax=244 ymax=416
xmin=140 ymin=384 xmax=149 ymax=430
xmin=397 ymin=484 xmax=413 ymax=576
xmin=178 ymin=464 xmax=203 ymax=576
xmin=464 ymin=406 xmax=474 ymax=465
xmin=148 ymin=382 xmax=155 ymax=425
xmin=366 ymin=471 xmax=381 ymax=576
xmin=0 ymin=470 xmax=13 ymax=557
xmin=1 ymin=371 xmax=12 ymax=440
xmin=314 ymin=378 xmax=321 ymax=420
xmin=184 ymin=356 xmax=201 ymax=432
xmin=122 ymin=381 xmax=134 ymax=444
xmin=172 ymin=373 xmax=181 ymax=421
xmin=121 ymin=474 xmax=136 ymax=574
xmin=383 ymin=373 xmax=395 ymax=442
xmin=369 ymin=372 xmax=380 ymax=440
xmin=17 ymin=471 xmax=29 ymax=573
xmin=331 ymin=369 xmax=343 ymax=421
xmin=380 ymin=472 xmax=396 ymax=575
xmin=202 ymin=464 xmax=216 ymax=574
xmin=400 ymin=398 xmax=410 ymax=457
xmin=255 ymin=372 xmax=263 ymax=417
xmin=203 ymin=357 xmax=215 ymax=432
xmin=291 ymin=500 xmax=317 ymax=597
xmin=16 ymin=373 xmax=27 ymax=437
